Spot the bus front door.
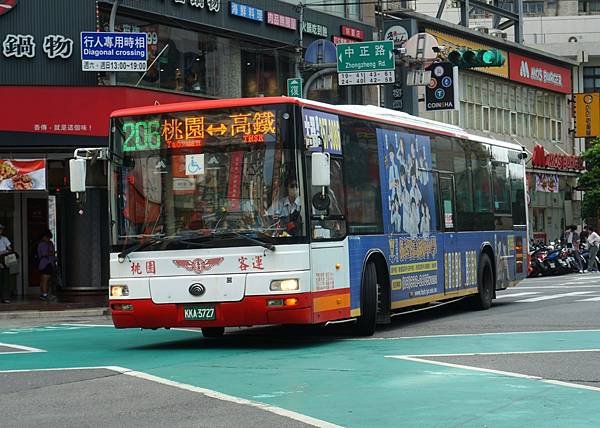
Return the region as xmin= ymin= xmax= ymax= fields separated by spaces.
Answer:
xmin=438 ymin=174 xmax=460 ymax=293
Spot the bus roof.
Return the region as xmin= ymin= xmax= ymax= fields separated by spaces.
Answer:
xmin=110 ymin=96 xmax=523 ymax=152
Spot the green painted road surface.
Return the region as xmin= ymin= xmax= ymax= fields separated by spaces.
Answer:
xmin=2 ymin=325 xmax=600 ymax=427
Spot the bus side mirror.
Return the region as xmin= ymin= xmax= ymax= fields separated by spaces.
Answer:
xmin=311 ymin=152 xmax=330 ymax=187
xmin=69 ymin=159 xmax=87 ymax=193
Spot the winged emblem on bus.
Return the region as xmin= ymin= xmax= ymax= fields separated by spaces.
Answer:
xmin=172 ymin=257 xmax=224 ymax=274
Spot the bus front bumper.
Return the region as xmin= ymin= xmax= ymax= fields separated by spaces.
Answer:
xmin=109 ymin=292 xmax=350 ymax=329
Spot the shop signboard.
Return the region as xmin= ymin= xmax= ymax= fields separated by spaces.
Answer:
xmin=574 ymin=93 xmax=600 ymax=138
xmin=80 ymin=31 xmax=147 ymax=72
xmin=531 ymin=144 xmax=584 ymax=171
xmin=0 ymin=159 xmax=46 ymax=191
xmin=508 ymin=52 xmax=571 ymax=94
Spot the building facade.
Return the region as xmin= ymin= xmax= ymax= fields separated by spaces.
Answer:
xmin=0 ymin=0 xmax=372 ymax=302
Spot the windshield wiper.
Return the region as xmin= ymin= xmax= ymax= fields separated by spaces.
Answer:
xmin=213 ymin=231 xmax=276 ymax=252
xmin=117 ymin=236 xmax=164 ymax=260
xmin=117 ymin=232 xmax=213 ymax=259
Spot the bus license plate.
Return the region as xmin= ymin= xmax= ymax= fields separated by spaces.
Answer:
xmin=184 ymin=305 xmax=215 ymax=321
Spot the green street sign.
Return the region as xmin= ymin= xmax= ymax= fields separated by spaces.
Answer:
xmin=287 ymin=78 xmax=302 ymax=97
xmin=336 ymin=40 xmax=395 ymax=73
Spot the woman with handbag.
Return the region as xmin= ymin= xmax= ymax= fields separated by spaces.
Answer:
xmin=0 ymin=224 xmax=14 ymax=304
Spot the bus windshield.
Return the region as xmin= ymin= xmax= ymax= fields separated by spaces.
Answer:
xmin=109 ymin=104 xmax=305 ymax=251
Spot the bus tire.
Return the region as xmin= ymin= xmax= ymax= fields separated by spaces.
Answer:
xmin=202 ymin=327 xmax=225 ymax=338
xmin=354 ymin=262 xmax=378 ymax=336
xmin=469 ymin=254 xmax=494 ymax=310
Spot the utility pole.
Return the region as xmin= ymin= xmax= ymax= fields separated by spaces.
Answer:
xmin=296 ymin=2 xmax=304 ymax=79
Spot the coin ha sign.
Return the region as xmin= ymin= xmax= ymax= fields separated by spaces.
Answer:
xmin=424 ymin=62 xmax=459 ymax=112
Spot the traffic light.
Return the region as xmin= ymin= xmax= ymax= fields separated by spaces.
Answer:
xmin=448 ymin=48 xmax=505 ymax=68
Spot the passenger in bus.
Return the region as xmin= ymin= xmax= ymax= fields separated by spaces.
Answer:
xmin=266 ymin=178 xmax=301 ymax=236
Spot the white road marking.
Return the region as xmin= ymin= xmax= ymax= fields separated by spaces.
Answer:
xmin=0 ymin=342 xmax=45 ymax=354
xmin=386 ymin=354 xmax=600 ymax=393
xmin=350 ymin=328 xmax=600 ymax=340
xmin=519 ymin=285 xmax=600 ymax=289
xmin=575 ymin=296 xmax=600 ymax=302
xmin=495 ymin=292 xmax=539 ymax=299
xmin=0 ymin=366 xmax=342 ymax=428
xmin=515 ymin=291 xmax=596 ymax=302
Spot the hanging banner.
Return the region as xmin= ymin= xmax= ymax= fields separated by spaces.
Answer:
xmin=574 ymin=93 xmax=600 ymax=138
xmin=0 ymin=159 xmax=46 ymax=191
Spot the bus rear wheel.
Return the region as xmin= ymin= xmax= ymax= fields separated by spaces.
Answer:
xmin=202 ymin=327 xmax=225 ymax=338
xmin=469 ymin=254 xmax=494 ymax=310
xmin=354 ymin=262 xmax=378 ymax=336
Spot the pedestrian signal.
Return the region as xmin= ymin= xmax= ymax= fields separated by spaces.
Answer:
xmin=448 ymin=48 xmax=505 ymax=68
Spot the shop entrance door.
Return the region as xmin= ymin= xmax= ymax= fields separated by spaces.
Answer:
xmin=0 ymin=193 xmax=21 ymax=299
xmin=25 ymin=196 xmax=48 ymax=296
xmin=0 ymin=194 xmax=50 ymax=298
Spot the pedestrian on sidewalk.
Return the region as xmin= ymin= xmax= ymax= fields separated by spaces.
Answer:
xmin=0 ymin=224 xmax=14 ymax=303
xmin=37 ymin=229 xmax=57 ymax=301
xmin=564 ymin=225 xmax=584 ymax=272
xmin=587 ymin=227 xmax=600 ymax=272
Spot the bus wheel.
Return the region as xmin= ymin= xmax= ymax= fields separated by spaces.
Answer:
xmin=202 ymin=327 xmax=225 ymax=338
xmin=354 ymin=262 xmax=378 ymax=336
xmin=469 ymin=254 xmax=494 ymax=310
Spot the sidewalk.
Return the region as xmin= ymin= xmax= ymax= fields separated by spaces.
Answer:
xmin=0 ymin=294 xmax=110 ymax=320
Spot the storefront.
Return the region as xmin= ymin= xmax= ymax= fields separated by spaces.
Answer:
xmin=528 ymin=144 xmax=585 ymax=243
xmin=0 ymin=86 xmax=199 ymax=299
xmin=0 ymin=0 xmax=373 ymax=301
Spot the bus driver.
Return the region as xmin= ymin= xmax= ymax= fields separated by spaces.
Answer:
xmin=265 ymin=178 xmax=301 ymax=236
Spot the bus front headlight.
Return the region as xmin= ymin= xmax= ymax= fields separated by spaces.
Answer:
xmin=110 ymin=285 xmax=129 ymax=297
xmin=270 ymin=279 xmax=299 ymax=291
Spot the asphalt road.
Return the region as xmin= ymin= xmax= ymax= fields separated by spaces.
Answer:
xmin=2 ymin=273 xmax=600 ymax=427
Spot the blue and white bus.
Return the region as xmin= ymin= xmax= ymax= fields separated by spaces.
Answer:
xmin=90 ymin=97 xmax=528 ymax=337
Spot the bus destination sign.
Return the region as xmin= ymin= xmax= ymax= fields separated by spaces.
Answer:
xmin=121 ymin=110 xmax=276 ymax=152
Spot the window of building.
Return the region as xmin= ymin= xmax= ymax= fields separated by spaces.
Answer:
xmin=583 ymin=66 xmax=600 ymax=91
xmin=523 ymin=1 xmax=545 ymax=15
xmin=99 ymin=12 xmax=296 ymax=99
xmin=580 ymin=0 xmax=600 ymax=14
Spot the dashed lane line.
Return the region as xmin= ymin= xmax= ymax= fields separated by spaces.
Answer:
xmin=496 ymin=292 xmax=539 ymax=299
xmin=515 ymin=291 xmax=596 ymax=302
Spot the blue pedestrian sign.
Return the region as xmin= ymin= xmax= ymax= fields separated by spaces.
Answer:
xmin=81 ymin=32 xmax=147 ymax=72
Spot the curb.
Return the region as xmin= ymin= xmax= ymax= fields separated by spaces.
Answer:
xmin=0 ymin=307 xmax=111 ymax=320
